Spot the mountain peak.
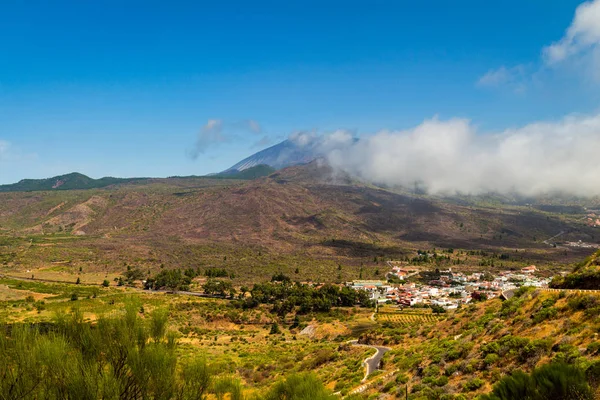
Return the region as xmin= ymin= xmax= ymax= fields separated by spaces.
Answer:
xmin=224 ymin=139 xmax=320 ymax=173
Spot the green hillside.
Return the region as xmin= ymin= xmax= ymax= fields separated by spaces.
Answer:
xmin=0 ymin=166 xmax=274 ymax=193
xmin=210 ymin=164 xmax=277 ymax=180
xmin=551 ymin=249 xmax=600 ymax=289
xmin=0 ymin=172 xmax=146 ymax=192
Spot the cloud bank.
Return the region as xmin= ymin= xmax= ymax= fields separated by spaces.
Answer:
xmin=321 ymin=113 xmax=600 ymax=197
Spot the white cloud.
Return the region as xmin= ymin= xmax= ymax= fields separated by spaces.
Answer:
xmin=289 ymin=131 xmax=317 ymax=148
xmin=479 ymin=0 xmax=600 ymax=89
xmin=324 ymin=113 xmax=600 ymax=196
xmin=543 ymin=0 xmax=600 ymax=64
xmin=288 ymin=130 xmax=354 ymax=152
xmin=188 ymin=119 xmax=227 ymax=159
xmin=477 ymin=65 xmax=528 ymax=93
xmin=189 ymin=119 xmax=263 ymax=159
xmin=477 ymin=67 xmax=511 ymax=87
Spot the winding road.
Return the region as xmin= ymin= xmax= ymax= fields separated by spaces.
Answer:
xmin=349 ymin=340 xmax=391 ymax=382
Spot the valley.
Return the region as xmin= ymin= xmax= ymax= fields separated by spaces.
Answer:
xmin=1 ymin=164 xmax=600 ymax=399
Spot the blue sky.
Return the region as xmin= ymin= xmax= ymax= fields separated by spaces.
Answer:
xmin=1 ymin=0 xmax=599 ymax=184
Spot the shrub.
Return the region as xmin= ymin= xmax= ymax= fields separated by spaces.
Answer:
xmin=265 ymin=373 xmax=336 ymax=400
xmin=480 ymin=363 xmax=593 ymax=400
xmin=463 ymin=378 xmax=484 ymax=391
xmin=484 ymin=353 xmax=500 ymax=366
xmin=269 ymin=322 xmax=281 ymax=335
xmin=567 ymin=295 xmax=597 ymax=311
xmin=532 ymin=307 xmax=558 ymax=324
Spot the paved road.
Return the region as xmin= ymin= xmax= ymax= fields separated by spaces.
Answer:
xmin=349 ymin=340 xmax=391 ymax=381
xmin=501 ymin=289 xmax=516 ymax=300
xmin=543 ymin=230 xmax=565 ymax=246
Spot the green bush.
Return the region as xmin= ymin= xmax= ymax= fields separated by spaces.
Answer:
xmin=265 ymin=373 xmax=336 ymax=400
xmin=480 ymin=363 xmax=593 ymax=400
xmin=484 ymin=353 xmax=500 ymax=366
xmin=463 ymin=378 xmax=484 ymax=391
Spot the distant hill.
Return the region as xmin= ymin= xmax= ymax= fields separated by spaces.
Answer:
xmin=0 ymin=172 xmax=146 ymax=192
xmin=224 ymin=139 xmax=320 ymax=172
xmin=0 ymin=165 xmax=276 ymax=193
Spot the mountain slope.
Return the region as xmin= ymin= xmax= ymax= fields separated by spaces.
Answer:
xmin=225 ymin=139 xmax=319 ymax=172
xmin=551 ymin=249 xmax=600 ymax=289
xmin=211 ymin=164 xmax=276 ymax=179
xmin=1 ymin=163 xmax=598 ymax=276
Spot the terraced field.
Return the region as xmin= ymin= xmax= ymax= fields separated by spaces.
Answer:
xmin=376 ymin=311 xmax=443 ymax=325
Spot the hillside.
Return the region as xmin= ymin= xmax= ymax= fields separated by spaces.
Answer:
xmin=0 ymin=166 xmax=274 ymax=194
xmin=0 ymin=172 xmax=147 ymax=192
xmin=0 ymin=162 xmax=598 ymax=282
xmin=211 ymin=164 xmax=277 ymax=180
xmin=3 ymin=268 xmax=600 ymax=399
xmin=551 ymin=249 xmax=600 ymax=289
xmin=355 ymin=287 xmax=600 ymax=399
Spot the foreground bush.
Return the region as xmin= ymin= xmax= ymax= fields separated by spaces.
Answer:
xmin=264 ymin=374 xmax=337 ymax=400
xmin=0 ymin=302 xmax=335 ymax=399
xmin=480 ymin=363 xmax=593 ymax=400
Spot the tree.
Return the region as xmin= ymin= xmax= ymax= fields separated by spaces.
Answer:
xmin=271 ymin=273 xmax=291 ymax=283
xmin=102 ymin=279 xmax=110 ymax=287
xmin=75 ymin=277 xmax=81 ymax=285
xmin=430 ymin=305 xmax=446 ymax=314
xmin=123 ymin=266 xmax=145 ymax=284
xmin=270 ymin=322 xmax=281 ymax=335
xmin=146 ymin=269 xmax=191 ymax=291
xmin=202 ymin=279 xmax=233 ymax=297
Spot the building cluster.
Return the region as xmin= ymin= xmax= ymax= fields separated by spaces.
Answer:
xmin=565 ymin=240 xmax=599 ymax=249
xmin=586 ymin=212 xmax=600 ymax=227
xmin=347 ymin=264 xmax=551 ymax=310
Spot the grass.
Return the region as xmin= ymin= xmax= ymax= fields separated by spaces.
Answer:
xmin=3 ymin=274 xmax=600 ymax=398
xmin=0 ymin=279 xmax=375 ymax=395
